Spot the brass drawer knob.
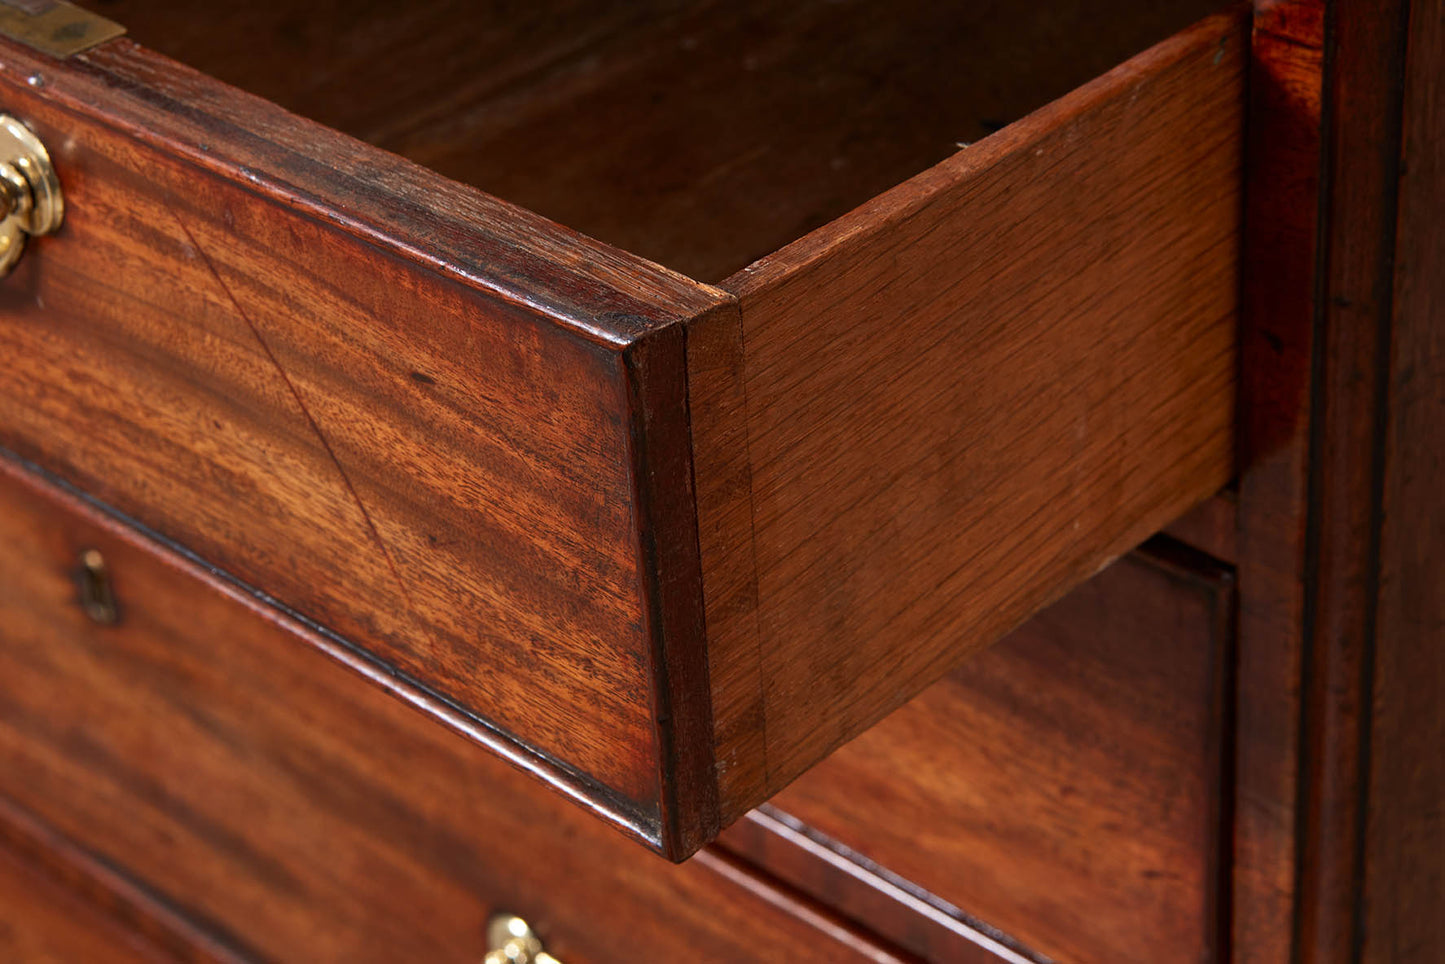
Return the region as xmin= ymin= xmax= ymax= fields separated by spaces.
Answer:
xmin=485 ymin=915 xmax=562 ymax=964
xmin=0 ymin=113 xmax=62 ymax=276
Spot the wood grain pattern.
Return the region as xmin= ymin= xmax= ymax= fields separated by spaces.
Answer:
xmin=718 ymin=808 xmax=1045 ymax=964
xmin=1292 ymin=0 xmax=1412 ymax=957
xmin=702 ymin=11 xmax=1245 ymax=816
xmin=1232 ymin=2 xmax=1439 ymax=960
xmin=0 ymin=451 xmax=902 ymax=964
xmin=97 ymin=0 xmax=1224 ymax=282
xmin=683 ymin=302 xmax=767 ymax=793
xmin=1364 ymin=0 xmax=1445 ymax=957
xmin=0 ymin=9 xmax=1253 ymax=856
xmin=0 ymin=795 xmax=252 ymax=963
xmin=0 ymin=37 xmax=728 ymax=853
xmin=1231 ymin=3 xmax=1326 ymax=957
xmin=753 ymin=542 xmax=1235 ymax=964
xmin=0 ymin=845 xmax=172 ymax=964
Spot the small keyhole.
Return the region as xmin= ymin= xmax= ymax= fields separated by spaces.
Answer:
xmin=77 ymin=548 xmax=118 ymax=625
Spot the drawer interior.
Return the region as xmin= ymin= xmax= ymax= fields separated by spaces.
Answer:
xmin=728 ymin=541 xmax=1236 ymax=963
xmin=99 ymin=0 xmax=1222 ymax=281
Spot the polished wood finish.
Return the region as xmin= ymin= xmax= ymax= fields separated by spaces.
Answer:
xmin=0 ymin=795 xmax=251 ymax=963
xmin=0 ymin=451 xmax=901 ymax=964
xmin=0 ymin=8 xmax=1248 ymax=856
xmin=1292 ymin=0 xmax=1412 ymax=956
xmin=749 ymin=543 xmax=1234 ymax=963
xmin=100 ymin=0 xmax=1223 ymax=282
xmin=703 ymin=13 xmax=1244 ymax=819
xmin=1231 ymin=2 xmax=1327 ymax=955
xmin=1362 ymin=0 xmax=1445 ymax=957
xmin=0 ymin=845 xmax=172 ymax=964
xmin=718 ymin=808 xmax=1044 ymax=964
xmin=0 ymin=1 xmax=1438 ymax=960
xmin=1223 ymin=2 xmax=1445 ymax=961
xmin=0 ymin=36 xmax=727 ymax=855
xmin=1232 ymin=1 xmax=1445 ymax=961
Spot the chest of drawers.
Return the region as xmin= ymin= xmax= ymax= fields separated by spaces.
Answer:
xmin=0 ymin=0 xmax=1438 ymax=961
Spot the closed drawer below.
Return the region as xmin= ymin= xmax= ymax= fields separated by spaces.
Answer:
xmin=0 ymin=843 xmax=168 ymax=964
xmin=0 ymin=452 xmax=902 ymax=963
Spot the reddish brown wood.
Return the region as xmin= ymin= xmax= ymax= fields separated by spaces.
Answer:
xmin=703 ymin=12 xmax=1245 ymax=820
xmin=689 ymin=849 xmax=912 ymax=964
xmin=0 ymin=36 xmax=728 ymax=855
xmin=1232 ymin=3 xmax=1326 ymax=957
xmin=1362 ymin=0 xmax=1445 ymax=957
xmin=0 ymin=844 xmax=173 ymax=964
xmin=0 ymin=796 xmax=252 ymax=963
xmin=1233 ymin=1 xmax=1438 ymax=961
xmin=1163 ymin=491 xmax=1239 ymax=565
xmin=100 ymin=0 xmax=1224 ymax=282
xmin=0 ymin=451 xmax=906 ymax=964
xmin=752 ymin=542 xmax=1235 ymax=964
xmin=683 ymin=300 xmax=768 ymax=789
xmin=718 ymin=809 xmax=1045 ymax=963
xmin=1293 ymin=0 xmax=1413 ymax=957
xmin=0 ymin=9 xmax=1256 ymax=858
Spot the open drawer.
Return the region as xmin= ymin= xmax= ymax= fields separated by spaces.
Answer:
xmin=0 ymin=0 xmax=1242 ymax=857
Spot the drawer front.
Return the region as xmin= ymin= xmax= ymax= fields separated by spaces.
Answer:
xmin=726 ymin=543 xmax=1234 ymax=963
xmin=0 ymin=35 xmax=728 ymax=853
xmin=0 ymin=453 xmax=898 ymax=963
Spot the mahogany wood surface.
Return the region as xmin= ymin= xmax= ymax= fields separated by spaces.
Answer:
xmin=0 ymin=451 xmax=904 ymax=964
xmin=1163 ymin=491 xmax=1239 ymax=566
xmin=1232 ymin=1 xmax=1442 ymax=960
xmin=754 ymin=542 xmax=1235 ymax=964
xmin=0 ymin=795 xmax=251 ymax=963
xmin=1291 ymin=0 xmax=1412 ymax=957
xmin=1363 ymin=0 xmax=1445 ymax=957
xmin=0 ymin=8 xmax=1252 ymax=856
xmin=96 ymin=0 xmax=1223 ymax=282
xmin=0 ymin=3 xmax=1435 ymax=961
xmin=717 ymin=808 xmax=1045 ymax=964
xmin=0 ymin=845 xmax=172 ymax=964
xmin=1232 ymin=2 xmax=1326 ymax=956
xmin=702 ymin=12 xmax=1245 ymax=819
xmin=0 ymin=36 xmax=728 ymax=854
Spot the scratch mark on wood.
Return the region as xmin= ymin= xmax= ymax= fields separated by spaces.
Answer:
xmin=170 ymin=209 xmax=422 ymax=620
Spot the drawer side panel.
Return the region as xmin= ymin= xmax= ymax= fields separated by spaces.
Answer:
xmin=709 ymin=10 xmax=1246 ymax=814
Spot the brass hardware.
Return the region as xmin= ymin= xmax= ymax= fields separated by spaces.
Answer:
xmin=77 ymin=548 xmax=118 ymax=625
xmin=484 ymin=915 xmax=562 ymax=964
xmin=0 ymin=113 xmax=60 ymax=275
xmin=0 ymin=1 xmax=124 ymax=59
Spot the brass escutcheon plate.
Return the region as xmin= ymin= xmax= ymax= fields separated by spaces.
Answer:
xmin=0 ymin=0 xmax=124 ymax=59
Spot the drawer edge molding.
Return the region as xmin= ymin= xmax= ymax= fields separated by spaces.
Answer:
xmin=0 ymin=448 xmax=675 ymax=852
xmin=63 ymin=38 xmax=728 ymax=345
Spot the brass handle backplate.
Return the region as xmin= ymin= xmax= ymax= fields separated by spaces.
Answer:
xmin=484 ymin=915 xmax=562 ymax=964
xmin=0 ymin=113 xmax=62 ymax=276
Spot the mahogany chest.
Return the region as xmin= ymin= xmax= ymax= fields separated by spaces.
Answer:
xmin=0 ymin=1 xmax=1437 ymax=961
